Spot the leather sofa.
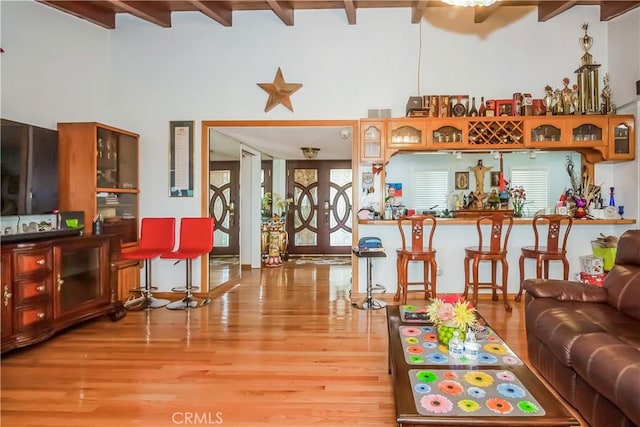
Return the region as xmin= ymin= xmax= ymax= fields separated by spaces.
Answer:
xmin=523 ymin=229 xmax=640 ymax=427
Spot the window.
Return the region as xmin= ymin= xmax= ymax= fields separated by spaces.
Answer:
xmin=510 ymin=168 xmax=548 ymax=215
xmin=411 ymin=169 xmax=449 ymax=211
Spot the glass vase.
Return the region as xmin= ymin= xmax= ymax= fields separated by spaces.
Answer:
xmin=437 ymin=324 xmax=466 ymax=346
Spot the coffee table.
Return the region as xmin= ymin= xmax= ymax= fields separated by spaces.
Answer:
xmin=386 ymin=305 xmax=579 ymax=426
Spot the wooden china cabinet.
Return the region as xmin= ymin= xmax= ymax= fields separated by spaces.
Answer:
xmin=363 ymin=114 xmax=634 ymax=163
xmin=57 ymin=122 xmax=142 ymax=300
xmin=58 ymin=122 xmax=140 ymax=247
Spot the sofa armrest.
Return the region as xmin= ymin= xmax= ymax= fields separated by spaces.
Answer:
xmin=523 ymin=278 xmax=608 ymax=302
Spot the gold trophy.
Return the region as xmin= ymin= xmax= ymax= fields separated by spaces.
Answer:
xmin=574 ymin=23 xmax=600 ymax=114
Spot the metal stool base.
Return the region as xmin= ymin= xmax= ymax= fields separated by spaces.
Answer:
xmin=166 ymin=296 xmax=211 ymax=310
xmin=126 ymin=295 xmax=170 ymax=311
xmin=353 ymin=296 xmax=387 ymax=310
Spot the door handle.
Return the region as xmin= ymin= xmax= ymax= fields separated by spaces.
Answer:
xmin=228 ymin=200 xmax=235 ymax=226
xmin=323 ymin=200 xmax=330 ymax=224
xmin=3 ymin=285 xmax=11 ymax=307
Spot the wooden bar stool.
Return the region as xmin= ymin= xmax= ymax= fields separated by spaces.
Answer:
xmin=162 ymin=217 xmax=215 ymax=310
xmin=394 ymin=215 xmax=437 ymax=305
xmin=516 ymin=214 xmax=573 ymax=302
xmin=463 ymin=213 xmax=513 ymax=312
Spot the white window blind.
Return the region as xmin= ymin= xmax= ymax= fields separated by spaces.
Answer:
xmin=510 ymin=168 xmax=548 ymax=215
xmin=411 ymin=169 xmax=449 ymax=211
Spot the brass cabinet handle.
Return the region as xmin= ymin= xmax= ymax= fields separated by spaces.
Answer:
xmin=36 ymin=259 xmax=46 ymax=265
xmin=37 ymin=312 xmax=46 ymax=319
xmin=3 ymin=285 xmax=11 ymax=307
xmin=57 ymin=274 xmax=64 ymax=292
xmin=36 ymin=285 xmax=46 ymax=292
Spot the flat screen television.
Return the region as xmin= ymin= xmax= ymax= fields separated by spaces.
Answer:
xmin=1 ymin=119 xmax=59 ymax=216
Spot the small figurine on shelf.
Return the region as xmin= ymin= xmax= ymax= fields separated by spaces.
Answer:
xmin=601 ymin=73 xmax=616 ymax=114
xmin=544 ymin=85 xmax=555 ymax=115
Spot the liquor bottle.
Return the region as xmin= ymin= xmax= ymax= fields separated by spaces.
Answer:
xmin=463 ymin=328 xmax=479 ymax=360
xmin=478 ymin=97 xmax=486 ymax=116
xmin=448 ymin=331 xmax=464 ymax=359
xmin=468 ymin=97 xmax=478 ymax=117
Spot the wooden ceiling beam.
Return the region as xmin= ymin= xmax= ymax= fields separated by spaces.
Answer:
xmin=474 ymin=1 xmax=501 ymax=23
xmin=411 ymin=0 xmax=429 ymax=24
xmin=189 ymin=1 xmax=232 ymax=26
xmin=266 ymin=0 xmax=294 ymax=26
xmin=344 ymin=0 xmax=357 ymax=25
xmin=37 ymin=1 xmax=116 ymax=29
xmin=108 ymin=1 xmax=171 ymax=28
xmin=537 ymin=1 xmax=579 ymax=22
xmin=600 ymin=1 xmax=640 ymax=21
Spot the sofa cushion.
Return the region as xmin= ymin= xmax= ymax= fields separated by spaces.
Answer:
xmin=570 ymin=333 xmax=640 ymax=426
xmin=525 ymin=298 xmax=609 ymax=366
xmin=525 ymin=296 xmax=639 ymax=365
xmin=603 ymin=265 xmax=640 ymax=321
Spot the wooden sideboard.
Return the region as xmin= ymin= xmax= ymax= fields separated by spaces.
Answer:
xmin=1 ymin=234 xmax=126 ymax=354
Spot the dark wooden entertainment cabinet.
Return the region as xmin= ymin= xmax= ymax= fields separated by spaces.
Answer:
xmin=1 ymin=234 xmax=126 ymax=354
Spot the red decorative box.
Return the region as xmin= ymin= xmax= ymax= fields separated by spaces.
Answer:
xmin=579 ymin=272 xmax=606 ymax=287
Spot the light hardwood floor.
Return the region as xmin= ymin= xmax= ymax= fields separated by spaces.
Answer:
xmin=1 ymin=261 xmax=584 ymax=427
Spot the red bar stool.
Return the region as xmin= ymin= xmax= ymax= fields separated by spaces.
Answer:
xmin=394 ymin=215 xmax=438 ymax=305
xmin=162 ymin=217 xmax=214 ymax=310
xmin=516 ymin=214 xmax=573 ymax=302
xmin=463 ymin=213 xmax=514 ymax=312
xmin=120 ymin=217 xmax=175 ymax=309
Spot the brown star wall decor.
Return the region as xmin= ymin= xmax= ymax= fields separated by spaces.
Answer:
xmin=257 ymin=67 xmax=303 ymax=113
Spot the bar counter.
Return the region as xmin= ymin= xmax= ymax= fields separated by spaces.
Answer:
xmin=354 ymin=216 xmax=638 ymax=299
xmin=358 ymin=218 xmax=636 ymax=226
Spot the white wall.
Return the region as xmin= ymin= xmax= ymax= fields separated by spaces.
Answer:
xmin=2 ymin=1 xmax=638 ymax=292
xmin=0 ymin=1 xmax=110 ymax=127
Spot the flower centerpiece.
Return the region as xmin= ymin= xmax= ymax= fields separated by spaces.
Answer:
xmin=508 ymin=186 xmax=528 ymax=217
xmin=426 ymin=294 xmax=476 ymax=345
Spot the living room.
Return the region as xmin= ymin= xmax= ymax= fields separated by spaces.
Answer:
xmin=1 ymin=1 xmax=639 ymax=426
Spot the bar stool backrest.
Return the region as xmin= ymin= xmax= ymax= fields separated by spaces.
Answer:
xmin=175 ymin=217 xmax=215 ymax=255
xmin=139 ymin=217 xmax=176 ymax=253
xmin=476 ymin=213 xmax=513 ymax=253
xmin=397 ymin=215 xmax=437 ymax=253
xmin=531 ymin=214 xmax=573 ymax=252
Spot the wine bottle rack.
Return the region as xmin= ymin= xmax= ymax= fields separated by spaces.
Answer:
xmin=468 ymin=118 xmax=524 ymax=146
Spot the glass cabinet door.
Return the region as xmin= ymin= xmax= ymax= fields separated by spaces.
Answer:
xmin=96 ymin=128 xmax=138 ymax=190
xmin=568 ymin=117 xmax=607 ymax=147
xmin=54 ymin=239 xmax=108 ymax=317
xmin=388 ymin=123 xmax=425 ymax=148
xmin=96 ymin=193 xmax=138 ymax=244
xmin=360 ymin=121 xmax=384 ymax=163
xmin=608 ymin=117 xmax=634 ymax=161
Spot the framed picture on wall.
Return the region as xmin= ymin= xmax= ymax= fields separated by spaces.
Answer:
xmin=455 ymin=172 xmax=469 ymax=190
xmin=169 ymin=120 xmax=194 ymax=197
xmin=490 ymin=171 xmax=501 ymax=187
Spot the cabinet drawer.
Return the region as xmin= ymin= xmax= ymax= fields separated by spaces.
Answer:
xmin=14 ymin=249 xmax=52 ymax=276
xmin=15 ymin=277 xmax=52 ymax=303
xmin=16 ymin=302 xmax=51 ymax=329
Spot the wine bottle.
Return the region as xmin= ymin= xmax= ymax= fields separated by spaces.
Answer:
xmin=468 ymin=97 xmax=478 ymax=117
xmin=478 ymin=97 xmax=486 ymax=116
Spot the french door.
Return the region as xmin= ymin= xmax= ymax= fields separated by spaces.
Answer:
xmin=285 ymin=160 xmax=352 ymax=255
xmin=209 ymin=161 xmax=240 ymax=256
